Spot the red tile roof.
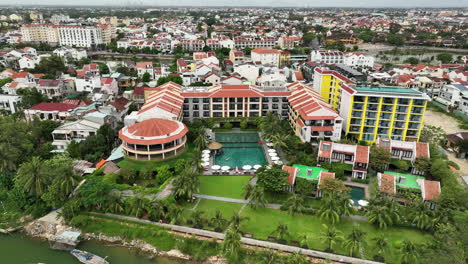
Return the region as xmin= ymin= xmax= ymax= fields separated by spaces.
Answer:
xmin=282 ymin=165 xmax=298 ymax=185
xmin=251 ymin=47 xmax=280 ymax=54
xmin=318 ymin=171 xmax=335 ymax=188
xmin=379 ymin=173 xmax=396 ymax=195
xmin=30 ymin=102 xmax=77 ymax=111
xmin=423 ymin=180 xmax=440 ymax=201
xmin=355 ymin=145 xmax=370 ymax=164
xmin=119 ymin=118 xmax=188 ymax=145
xmin=415 ymin=142 xmax=430 ymax=159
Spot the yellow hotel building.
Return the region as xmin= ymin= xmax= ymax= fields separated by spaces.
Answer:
xmin=312 ymin=67 xmax=354 ymax=110
xmin=339 ymin=84 xmax=430 ymax=143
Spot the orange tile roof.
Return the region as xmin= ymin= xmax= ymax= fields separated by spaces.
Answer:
xmin=282 ymin=165 xmax=298 ymax=185
xmin=423 ymin=180 xmax=440 ymax=201
xmin=379 ymin=173 xmax=396 ymax=195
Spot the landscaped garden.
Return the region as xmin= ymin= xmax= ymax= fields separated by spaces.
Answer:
xmin=198 ymin=176 xmax=252 ymax=199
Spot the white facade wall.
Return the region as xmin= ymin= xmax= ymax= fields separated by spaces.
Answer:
xmin=58 ymin=27 xmax=103 ymax=48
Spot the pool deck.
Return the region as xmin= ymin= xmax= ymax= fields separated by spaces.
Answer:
xmin=344 ymin=180 xmax=370 ymax=199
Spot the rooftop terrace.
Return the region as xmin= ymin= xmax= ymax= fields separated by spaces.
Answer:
xmin=293 ymin=164 xmax=328 ymax=181
xmin=384 ymin=171 xmax=424 ymax=189
xmin=355 ymin=86 xmax=423 ymax=95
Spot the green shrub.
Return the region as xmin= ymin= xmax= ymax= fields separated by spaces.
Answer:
xmin=447 ymin=160 xmax=460 ymax=170
xmin=102 ymin=173 xmax=119 ymax=184
xmin=70 ymin=215 xmax=91 ymax=227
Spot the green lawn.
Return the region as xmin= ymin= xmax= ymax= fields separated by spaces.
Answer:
xmin=239 ymin=206 xmax=431 ymax=263
xmin=182 ymin=199 xmax=243 ymax=221
xmin=117 ymin=144 xmax=196 ymax=171
xmin=198 ymin=176 xmax=251 ymax=199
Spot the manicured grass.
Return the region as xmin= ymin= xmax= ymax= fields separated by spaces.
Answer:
xmin=239 ymin=206 xmax=431 ymax=263
xmin=198 ymin=176 xmax=251 ymax=199
xmin=117 ymin=144 xmax=196 ymax=171
xmin=182 ymin=199 xmax=243 ymax=221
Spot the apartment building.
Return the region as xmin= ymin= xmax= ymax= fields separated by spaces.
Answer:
xmin=178 ymin=39 xmax=205 ymax=51
xmin=287 ymin=82 xmax=343 ymax=142
xmin=234 ymin=37 xmax=277 ymax=49
xmin=251 ymin=48 xmax=281 ymax=67
xmin=136 ymin=62 xmax=154 ymax=79
xmin=340 ymin=84 xmax=430 ymax=143
xmin=21 ymin=24 xmax=59 ymax=43
xmin=317 ymin=140 xmax=370 ymax=179
xmin=21 ymin=24 xmax=105 ymax=48
xmin=310 ymin=50 xmax=344 ymax=64
xmin=313 ymin=67 xmax=354 ymax=110
xmin=343 ymin=52 xmax=375 ymax=68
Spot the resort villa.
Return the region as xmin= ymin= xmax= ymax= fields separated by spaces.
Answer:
xmin=376 ymin=138 xmax=430 ymax=175
xmin=377 ymin=172 xmax=441 ymax=209
xmin=317 ymin=140 xmax=370 ymax=179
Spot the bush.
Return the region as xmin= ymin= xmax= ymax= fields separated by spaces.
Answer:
xmin=446 ymin=160 xmax=460 ymax=170
xmin=70 ymin=215 xmax=91 ymax=227
xmin=351 ymin=178 xmax=370 ymax=184
xmin=102 ymin=173 xmax=119 ymax=184
xmin=393 ymin=240 xmax=404 ymax=249
xmin=390 ymin=159 xmax=411 ymax=172
xmin=223 ymin=122 xmax=233 ymax=130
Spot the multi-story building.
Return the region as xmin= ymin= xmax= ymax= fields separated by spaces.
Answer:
xmin=278 ymin=36 xmax=302 ymax=49
xmin=178 ymin=39 xmax=205 ymax=51
xmin=340 ymin=84 xmax=430 ymax=143
xmin=21 ymin=24 xmax=59 ymax=44
xmin=376 ymin=138 xmax=430 ymax=175
xmin=317 ymin=140 xmax=369 ymax=179
xmin=343 ymin=52 xmax=375 ymax=68
xmin=234 ymin=37 xmax=277 ymax=49
xmin=58 ymin=26 xmax=104 ymax=48
xmin=0 ymin=95 xmax=21 ymax=113
xmin=251 ymin=48 xmax=281 ymax=67
xmin=136 ymin=62 xmax=154 ymax=79
xmin=313 ymin=67 xmax=354 ymax=110
xmin=310 ymin=50 xmax=344 ymax=64
xmin=287 ymin=82 xmax=343 ymax=142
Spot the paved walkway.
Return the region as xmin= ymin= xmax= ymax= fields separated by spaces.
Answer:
xmin=193 ymin=194 xmax=282 ymax=209
xmin=91 ymin=212 xmax=381 ymax=264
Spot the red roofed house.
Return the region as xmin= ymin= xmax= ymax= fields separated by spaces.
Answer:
xmin=24 ymin=102 xmax=78 ymax=121
xmin=37 ymin=79 xmax=66 ymax=98
xmin=417 ymin=179 xmax=441 ymax=209
xmin=100 ymin=77 xmax=118 ymax=95
xmin=282 ymin=165 xmax=298 ymax=192
xmin=119 ymin=118 xmax=188 ymax=160
xmin=251 ymin=48 xmax=280 ymax=67
xmin=317 ymin=140 xmax=370 ymax=179
xmin=287 ymin=82 xmax=343 ymax=142
xmin=377 ymin=173 xmax=397 ymax=196
xmin=0 ymin=69 xmax=17 ymax=79
xmin=136 ymin=62 xmax=154 ymax=79
xmin=376 ymin=138 xmax=430 ymax=175
xmin=317 ymin=171 xmax=336 ymax=197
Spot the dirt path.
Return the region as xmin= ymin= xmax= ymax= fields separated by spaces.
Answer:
xmin=424 ymin=110 xmax=468 ymax=175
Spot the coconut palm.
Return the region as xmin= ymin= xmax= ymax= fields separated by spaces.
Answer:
xmin=400 ymin=240 xmax=419 ymax=264
xmin=273 ymin=223 xmax=290 ymax=241
xmin=319 ymin=224 xmax=343 ymax=253
xmin=125 ymin=196 xmax=151 ymax=218
xmin=343 ymin=225 xmax=367 ymax=257
xmin=410 ymin=201 xmax=435 ymax=230
xmin=366 ymin=197 xmax=401 ymax=229
xmin=284 ymin=193 xmax=305 ymax=215
xmin=222 ymin=225 xmax=242 ymax=261
xmin=248 ymin=185 xmax=268 ymax=209
xmin=210 ymin=210 xmax=226 ymax=231
xmin=105 ymin=192 xmax=124 ymax=214
xmin=243 ymin=182 xmax=254 ymax=199
xmin=194 ymin=130 xmax=208 ymax=151
xmin=167 ymin=204 xmax=184 ymax=224
xmin=15 ymin=156 xmax=49 ymax=197
xmin=173 ymin=168 xmax=199 ymax=200
xmin=318 ymin=195 xmax=341 ymax=224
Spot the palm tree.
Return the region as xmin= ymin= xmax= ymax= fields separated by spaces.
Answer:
xmin=284 ymin=193 xmax=305 ymax=215
xmin=400 ymin=240 xmax=419 ymax=264
xmin=248 ymin=185 xmax=268 ymax=209
xmin=167 ymin=204 xmax=184 ymax=224
xmin=270 ymin=133 xmax=291 ymax=150
xmin=343 ymin=225 xmax=366 ymax=257
xmin=210 ymin=210 xmax=226 ymax=231
xmin=222 ymin=225 xmax=242 ymax=261
xmin=372 ymin=235 xmax=388 ymax=261
xmin=193 ymin=128 xmax=208 ymax=151
xmin=173 ymin=168 xmax=199 ymax=200
xmin=366 ymin=197 xmax=401 ymax=229
xmin=15 ymin=156 xmax=49 ymax=197
xmin=230 ymin=213 xmax=249 ymax=230
xmin=0 ymin=143 xmax=18 ymax=172
xmin=191 ymin=210 xmax=205 ymax=228
xmin=299 ymin=234 xmax=310 ymax=248
xmin=410 ymin=201 xmax=435 ymax=230
xmin=318 ymin=196 xmax=341 ymax=224
xmin=273 ymin=223 xmax=290 ymax=241
xmin=243 ymin=182 xmax=254 ymax=199
xmin=125 ymin=196 xmax=151 ymax=218
xmin=105 ymin=192 xmax=124 ymax=214
xmin=319 ymin=224 xmax=343 ymax=253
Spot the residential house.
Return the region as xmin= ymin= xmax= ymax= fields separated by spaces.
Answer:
xmin=24 ymin=102 xmax=77 ymax=121
xmin=447 ymin=132 xmax=468 ymax=158
xmin=100 ymin=77 xmax=119 ymax=95
xmin=376 ymin=138 xmax=430 ymax=175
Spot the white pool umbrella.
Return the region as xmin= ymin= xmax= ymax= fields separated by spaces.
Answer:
xmin=202 ymin=150 xmax=211 ymax=154
xmin=242 ymin=165 xmax=252 ymax=170
xmin=271 ymin=156 xmax=279 ymax=161
xmin=274 ymin=160 xmax=283 ymax=165
xmin=253 ymin=165 xmax=262 ymax=169
xmin=349 ymin=199 xmax=355 ymax=206
xmin=269 ymin=152 xmax=278 ymax=157
xmin=202 ymin=162 xmax=210 ymax=167
xmin=221 ymin=166 xmax=230 ymax=171
xmin=358 ymin=200 xmax=369 ymax=206
xmin=202 ymin=157 xmax=210 ymax=162
xmin=211 ymin=165 xmax=221 ymax=170
xmin=267 ymin=149 xmax=276 ymax=153
xmin=266 ymin=143 xmax=274 ymax=147
xmin=202 ymin=153 xmax=210 ymax=158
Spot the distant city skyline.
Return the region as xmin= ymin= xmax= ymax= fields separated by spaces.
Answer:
xmin=1 ymin=0 xmax=468 ymax=8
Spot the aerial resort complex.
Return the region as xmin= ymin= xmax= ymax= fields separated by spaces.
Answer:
xmin=0 ymin=5 xmax=466 ymax=264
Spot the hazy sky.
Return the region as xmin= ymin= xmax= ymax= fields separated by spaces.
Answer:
xmin=1 ymin=0 xmax=467 ymax=7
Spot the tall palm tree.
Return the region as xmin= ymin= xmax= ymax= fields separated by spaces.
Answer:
xmin=248 ymin=185 xmax=268 ymax=209
xmin=319 ymin=224 xmax=343 ymax=253
xmin=15 ymin=156 xmax=49 ymax=197
xmin=210 ymin=210 xmax=226 ymax=231
xmin=400 ymin=240 xmax=419 ymax=264
xmin=167 ymin=204 xmax=184 ymax=224
xmin=222 ymin=225 xmax=242 ymax=261
xmin=318 ymin=195 xmax=341 ymax=224
xmin=105 ymin=192 xmax=124 ymax=214
xmin=125 ymin=196 xmax=151 ymax=218
xmin=230 ymin=213 xmax=249 ymax=230
xmin=193 ymin=129 xmax=208 ymax=151
xmin=173 ymin=168 xmax=199 ymax=200
xmin=243 ymin=182 xmax=254 ymax=199
xmin=410 ymin=201 xmax=435 ymax=230
xmin=284 ymin=193 xmax=305 ymax=215
xmin=270 ymin=133 xmax=290 ymax=150
xmin=343 ymin=225 xmax=366 ymax=257
xmin=366 ymin=196 xmax=401 ymax=229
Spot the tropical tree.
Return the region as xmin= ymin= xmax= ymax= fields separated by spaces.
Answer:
xmin=366 ymin=197 xmax=401 ymax=229
xmin=400 ymin=240 xmax=419 ymax=264
xmin=273 ymin=223 xmax=290 ymax=241
xmin=319 ymin=224 xmax=343 ymax=252
xmin=191 ymin=210 xmax=205 ymax=228
xmin=343 ymin=225 xmax=366 ymax=257
xmin=222 ymin=225 xmax=242 ymax=261
xmin=193 ymin=127 xmax=208 ymax=151
xmin=173 ymin=168 xmax=199 ymax=200
xmin=372 ymin=235 xmax=389 ymax=261
xmin=105 ymin=191 xmax=125 ymax=214
xmin=125 ymin=196 xmax=151 ymax=218
xmin=284 ymin=193 xmax=305 ymax=215
xmin=248 ymin=185 xmax=268 ymax=209
xmin=409 ymin=201 xmax=437 ymax=230
xmin=369 ymin=145 xmax=391 ymax=172
xmin=256 ymin=167 xmax=289 ymax=193
xmin=210 ymin=210 xmax=226 ymax=231
xmin=15 ymin=156 xmax=49 ymax=197
xmin=167 ymin=204 xmax=184 ymax=224
xmin=230 ymin=213 xmax=249 ymax=230
xmin=243 ymin=182 xmax=254 ymax=199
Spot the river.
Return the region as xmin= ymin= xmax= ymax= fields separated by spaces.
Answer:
xmin=0 ymin=233 xmax=189 ymax=264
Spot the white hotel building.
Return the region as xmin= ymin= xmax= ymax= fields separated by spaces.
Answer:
xmin=58 ymin=26 xmax=104 ymax=48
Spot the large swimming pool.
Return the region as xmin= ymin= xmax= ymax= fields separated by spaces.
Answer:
xmin=214 ymin=132 xmax=267 ymax=168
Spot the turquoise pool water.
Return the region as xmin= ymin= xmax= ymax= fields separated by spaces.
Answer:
xmin=348 ymin=186 xmax=365 ymax=205
xmin=214 ymin=132 xmax=267 ymax=168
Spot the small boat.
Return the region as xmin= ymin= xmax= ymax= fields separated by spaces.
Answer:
xmin=70 ymin=249 xmax=109 ymax=264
